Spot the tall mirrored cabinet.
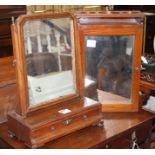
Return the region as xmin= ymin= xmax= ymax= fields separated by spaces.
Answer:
xmin=7 ymin=12 xmax=103 ymax=148
xmin=75 ymin=11 xmax=145 ymax=112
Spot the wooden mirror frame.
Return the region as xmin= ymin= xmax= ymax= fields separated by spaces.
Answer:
xmin=11 ymin=12 xmax=83 ymax=116
xmin=75 ymin=11 xmax=144 ymax=112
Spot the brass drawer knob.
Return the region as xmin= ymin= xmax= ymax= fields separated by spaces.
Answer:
xmin=63 ymin=118 xmax=73 ymax=125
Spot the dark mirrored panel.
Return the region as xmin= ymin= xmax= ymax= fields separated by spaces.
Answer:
xmin=85 ymin=36 xmax=134 ymax=104
xmin=23 ymin=17 xmax=76 ymax=107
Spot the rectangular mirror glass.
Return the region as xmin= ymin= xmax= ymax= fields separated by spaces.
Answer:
xmin=85 ymin=35 xmax=134 ymax=104
xmin=23 ymin=17 xmax=76 ymax=107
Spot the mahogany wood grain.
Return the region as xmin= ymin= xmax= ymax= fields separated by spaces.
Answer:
xmin=0 ymin=56 xmax=18 ymax=123
xmin=0 ymin=6 xmax=26 ymax=123
xmin=0 ymin=110 xmax=154 ymax=149
xmin=0 ymin=56 xmax=15 ymax=84
xmin=0 ymin=6 xmax=26 ymax=57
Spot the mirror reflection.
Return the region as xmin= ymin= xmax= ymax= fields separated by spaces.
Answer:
xmin=85 ymin=36 xmax=134 ymax=104
xmin=23 ymin=17 xmax=76 ymax=107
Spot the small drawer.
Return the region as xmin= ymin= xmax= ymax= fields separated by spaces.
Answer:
xmin=30 ymin=107 xmax=102 ymax=147
xmin=0 ymin=83 xmax=17 ymax=123
xmin=133 ymin=121 xmax=152 ymax=144
xmin=104 ymin=134 xmax=131 ymax=149
xmin=93 ymin=133 xmax=131 ymax=149
xmin=94 ymin=120 xmax=152 ymax=149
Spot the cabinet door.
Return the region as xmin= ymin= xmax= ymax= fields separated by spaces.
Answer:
xmin=77 ymin=17 xmax=144 ymax=112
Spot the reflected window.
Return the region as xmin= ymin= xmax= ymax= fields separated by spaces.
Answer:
xmin=23 ymin=17 xmax=76 ymax=107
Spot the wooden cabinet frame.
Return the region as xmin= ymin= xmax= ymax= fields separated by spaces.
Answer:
xmin=75 ymin=11 xmax=145 ymax=112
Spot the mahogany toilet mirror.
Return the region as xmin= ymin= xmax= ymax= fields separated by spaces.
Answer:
xmin=6 ymin=12 xmax=105 ymax=148
xmin=11 ymin=12 xmax=82 ymax=116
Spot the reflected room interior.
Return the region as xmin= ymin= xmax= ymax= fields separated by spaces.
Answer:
xmin=85 ymin=36 xmax=134 ymax=104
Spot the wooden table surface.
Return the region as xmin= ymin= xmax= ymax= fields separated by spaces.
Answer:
xmin=0 ymin=109 xmax=154 ymax=149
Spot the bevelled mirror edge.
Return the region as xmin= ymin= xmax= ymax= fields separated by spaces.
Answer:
xmin=11 ymin=13 xmax=83 ymax=116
